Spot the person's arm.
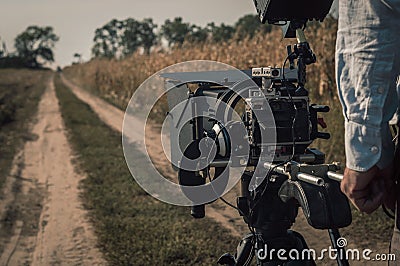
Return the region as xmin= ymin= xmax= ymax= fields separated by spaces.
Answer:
xmin=335 ymin=0 xmax=400 ymax=213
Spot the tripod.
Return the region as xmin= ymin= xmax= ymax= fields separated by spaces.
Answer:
xmin=217 ymin=23 xmax=351 ymax=265
xmin=218 ymin=158 xmax=351 ymax=266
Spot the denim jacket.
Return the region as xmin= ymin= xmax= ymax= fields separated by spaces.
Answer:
xmin=335 ymin=0 xmax=400 ymax=171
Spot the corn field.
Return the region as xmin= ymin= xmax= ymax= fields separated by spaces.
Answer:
xmin=63 ymin=17 xmax=345 ymax=164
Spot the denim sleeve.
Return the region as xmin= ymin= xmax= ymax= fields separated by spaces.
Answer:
xmin=336 ymin=0 xmax=400 ymax=172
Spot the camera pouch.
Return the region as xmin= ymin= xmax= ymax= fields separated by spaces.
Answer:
xmin=278 ymin=178 xmax=352 ymax=230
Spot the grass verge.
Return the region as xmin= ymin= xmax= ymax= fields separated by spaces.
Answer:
xmin=54 ymin=74 xmax=237 ymax=265
xmin=0 ymin=69 xmax=51 ymax=191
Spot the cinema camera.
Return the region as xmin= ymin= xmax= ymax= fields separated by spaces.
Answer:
xmin=161 ymin=0 xmax=352 ymax=265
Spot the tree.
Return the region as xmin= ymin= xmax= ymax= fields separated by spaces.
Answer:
xmin=120 ymin=18 xmax=141 ymax=56
xmin=187 ymin=25 xmax=209 ymax=43
xmin=160 ymin=17 xmax=191 ymax=47
xmin=0 ymin=37 xmax=7 ymax=58
xmin=92 ymin=19 xmax=123 ymax=58
xmin=0 ymin=43 xmax=4 ymax=58
xmin=2 ymin=42 xmax=7 ymax=57
xmin=120 ymin=18 xmax=158 ymax=56
xmin=235 ymin=14 xmax=272 ymax=39
xmin=138 ymin=18 xmax=157 ymax=54
xmin=73 ymin=53 xmax=82 ymax=64
xmin=92 ymin=18 xmax=158 ymax=58
xmin=14 ymin=26 xmax=59 ymax=68
xmin=207 ymin=22 xmax=235 ymax=43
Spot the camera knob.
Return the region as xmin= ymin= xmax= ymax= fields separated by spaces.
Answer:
xmin=311 ymin=104 xmax=330 ymax=113
xmin=316 ymin=132 xmax=330 ymax=140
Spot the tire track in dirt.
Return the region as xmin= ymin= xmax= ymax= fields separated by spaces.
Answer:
xmin=0 ymin=76 xmax=106 ymax=265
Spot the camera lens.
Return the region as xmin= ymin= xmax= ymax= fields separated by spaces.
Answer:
xmin=271 ymin=69 xmax=280 ymax=77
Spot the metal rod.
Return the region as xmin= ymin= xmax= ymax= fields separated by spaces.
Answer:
xmin=263 ymin=162 xmax=286 ymax=175
xmin=296 ymin=28 xmax=307 ymax=43
xmin=327 ymin=171 xmax=343 ymax=182
xmin=209 ymin=160 xmax=230 ymax=167
xmin=263 ymin=162 xmax=325 ymax=186
xmin=297 ymin=172 xmax=325 ymax=186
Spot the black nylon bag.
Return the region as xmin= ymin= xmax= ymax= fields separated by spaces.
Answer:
xmin=279 ymin=178 xmax=352 ymax=229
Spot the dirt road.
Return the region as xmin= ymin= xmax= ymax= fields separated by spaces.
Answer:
xmin=61 ymin=75 xmax=245 ymax=238
xmin=0 ymin=76 xmax=105 ymax=265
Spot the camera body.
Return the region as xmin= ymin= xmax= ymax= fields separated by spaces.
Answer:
xmin=162 ymin=65 xmax=329 ymax=170
xmin=247 ymin=67 xmax=314 ymax=164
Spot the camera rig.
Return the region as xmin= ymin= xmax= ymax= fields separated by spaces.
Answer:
xmin=161 ymin=17 xmax=351 ymax=266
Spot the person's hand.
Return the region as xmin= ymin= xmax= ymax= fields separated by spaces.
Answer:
xmin=340 ymin=166 xmax=386 ymax=214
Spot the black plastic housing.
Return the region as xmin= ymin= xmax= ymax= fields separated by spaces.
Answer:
xmin=253 ymin=0 xmax=334 ymax=24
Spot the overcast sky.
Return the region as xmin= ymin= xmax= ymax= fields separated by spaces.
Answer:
xmin=0 ymin=1 xmax=338 ymax=67
xmin=0 ymin=1 xmax=257 ymax=67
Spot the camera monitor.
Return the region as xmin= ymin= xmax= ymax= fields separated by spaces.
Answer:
xmin=253 ymin=0 xmax=334 ymax=24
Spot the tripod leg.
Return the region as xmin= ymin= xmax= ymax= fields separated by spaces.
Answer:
xmin=217 ymin=233 xmax=254 ymax=266
xmin=328 ymin=229 xmax=349 ymax=266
